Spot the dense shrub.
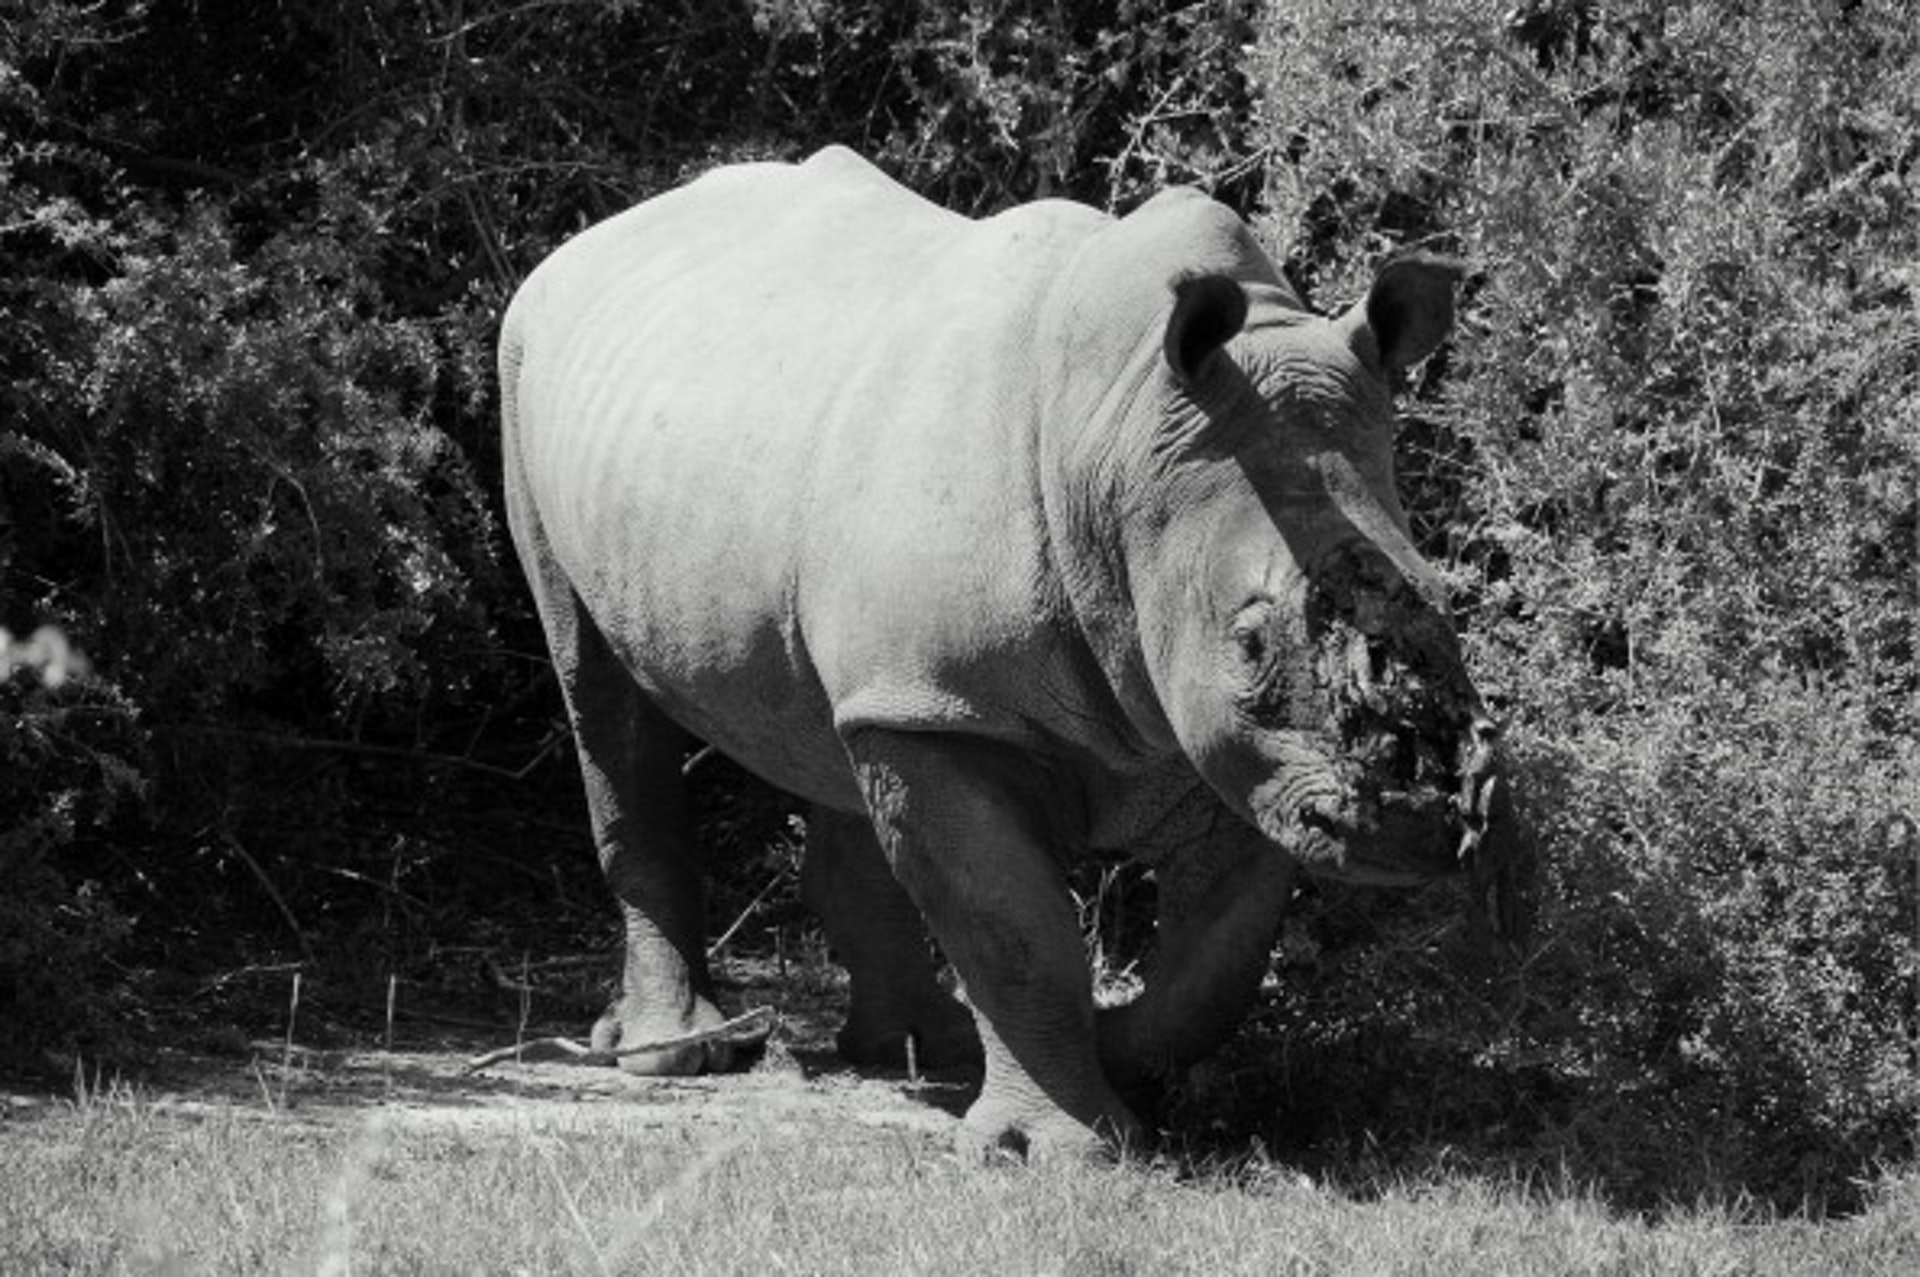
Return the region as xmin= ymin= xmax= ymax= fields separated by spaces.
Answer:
xmin=863 ymin=0 xmax=1262 ymax=213
xmin=0 ymin=631 xmax=144 ymax=1069
xmin=1251 ymin=0 xmax=1920 ymax=1209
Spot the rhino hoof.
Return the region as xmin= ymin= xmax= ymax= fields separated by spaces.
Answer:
xmin=591 ymin=999 xmax=741 ymax=1076
xmin=956 ymin=1099 xmax=1145 ymax=1167
xmin=617 ymin=1038 xmax=736 ymax=1077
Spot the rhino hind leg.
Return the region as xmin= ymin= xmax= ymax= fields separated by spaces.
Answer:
xmin=800 ymin=804 xmax=981 ymax=1070
xmin=568 ymin=652 xmax=739 ymax=1075
xmin=847 ymin=730 xmax=1143 ymax=1162
xmin=563 ymin=655 xmax=737 ymax=1074
xmin=521 ymin=555 xmax=735 ymax=1074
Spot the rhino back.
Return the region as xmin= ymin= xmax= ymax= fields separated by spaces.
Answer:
xmin=506 ymin=149 xmax=1116 ymax=804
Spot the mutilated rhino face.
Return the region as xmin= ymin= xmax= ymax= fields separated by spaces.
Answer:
xmin=1135 ymin=260 xmax=1520 ymax=933
xmin=1227 ymin=538 xmax=1498 ymax=885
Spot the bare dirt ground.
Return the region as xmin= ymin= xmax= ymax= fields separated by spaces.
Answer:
xmin=3 ymin=958 xmax=978 ymax=1153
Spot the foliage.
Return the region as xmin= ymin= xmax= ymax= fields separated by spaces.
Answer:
xmin=862 ymin=0 xmax=1263 ymax=213
xmin=1251 ymin=0 xmax=1920 ymax=1209
xmin=0 ymin=632 xmax=144 ymax=1067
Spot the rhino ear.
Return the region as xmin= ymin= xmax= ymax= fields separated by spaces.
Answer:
xmin=1348 ymin=255 xmax=1464 ymax=373
xmin=1164 ymin=274 xmax=1248 ymax=386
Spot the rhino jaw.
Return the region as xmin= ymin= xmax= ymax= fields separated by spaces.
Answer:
xmin=1243 ymin=709 xmax=1526 ymax=941
xmin=1249 ymin=758 xmax=1463 ymax=886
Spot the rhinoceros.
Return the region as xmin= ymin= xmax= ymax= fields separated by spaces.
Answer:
xmin=500 ymin=146 xmax=1513 ymax=1160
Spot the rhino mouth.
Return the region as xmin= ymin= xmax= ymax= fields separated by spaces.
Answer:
xmin=1252 ymin=691 xmax=1526 ymax=943
xmin=1257 ymin=721 xmax=1485 ymax=885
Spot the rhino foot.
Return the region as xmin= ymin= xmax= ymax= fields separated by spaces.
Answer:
xmin=957 ymin=1091 xmax=1147 ymax=1167
xmin=590 ymin=994 xmax=742 ymax=1076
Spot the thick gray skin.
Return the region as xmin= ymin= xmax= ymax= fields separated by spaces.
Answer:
xmin=501 ymin=147 xmax=1491 ymax=1161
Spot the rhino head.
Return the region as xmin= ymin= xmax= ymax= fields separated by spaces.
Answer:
xmin=1042 ymin=194 xmax=1521 ymax=934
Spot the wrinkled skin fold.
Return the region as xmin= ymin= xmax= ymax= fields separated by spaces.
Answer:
xmin=500 ymin=146 xmax=1518 ymax=1161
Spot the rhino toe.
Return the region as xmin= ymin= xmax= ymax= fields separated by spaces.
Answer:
xmin=591 ymin=997 xmax=743 ymax=1075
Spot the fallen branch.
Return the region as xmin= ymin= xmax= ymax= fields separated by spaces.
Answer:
xmin=462 ymin=1006 xmax=775 ymax=1073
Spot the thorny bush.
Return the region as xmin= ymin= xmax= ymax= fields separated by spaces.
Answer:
xmin=1247 ymin=0 xmax=1920 ymax=1211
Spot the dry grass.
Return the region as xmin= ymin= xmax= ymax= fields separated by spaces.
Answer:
xmin=5 ymin=1071 xmax=1917 ymax=1276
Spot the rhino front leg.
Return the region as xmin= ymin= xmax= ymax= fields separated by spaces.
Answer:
xmin=546 ymin=598 xmax=736 ymax=1076
xmin=800 ymin=804 xmax=982 ymax=1069
xmin=847 ymin=730 xmax=1141 ymax=1161
xmin=1098 ymin=813 xmax=1295 ymax=1089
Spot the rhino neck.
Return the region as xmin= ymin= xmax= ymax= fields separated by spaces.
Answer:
xmin=1034 ymin=363 xmax=1180 ymax=760
xmin=1031 ymin=200 xmax=1293 ymax=764
xmin=1032 ymin=351 xmax=1272 ymax=767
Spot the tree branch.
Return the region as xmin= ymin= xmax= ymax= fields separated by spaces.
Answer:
xmin=171 ymin=725 xmax=567 ymax=782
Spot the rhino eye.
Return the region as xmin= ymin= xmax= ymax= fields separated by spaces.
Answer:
xmin=1230 ymin=603 xmax=1291 ymax=719
xmin=1229 ymin=600 xmax=1276 ymax=672
xmin=1234 ymin=625 xmax=1267 ymax=667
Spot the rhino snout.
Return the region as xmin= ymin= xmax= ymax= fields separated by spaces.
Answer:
xmin=1243 ymin=598 xmax=1499 ymax=884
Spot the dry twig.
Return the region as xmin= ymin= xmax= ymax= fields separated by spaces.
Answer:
xmin=462 ymin=1006 xmax=775 ymax=1073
